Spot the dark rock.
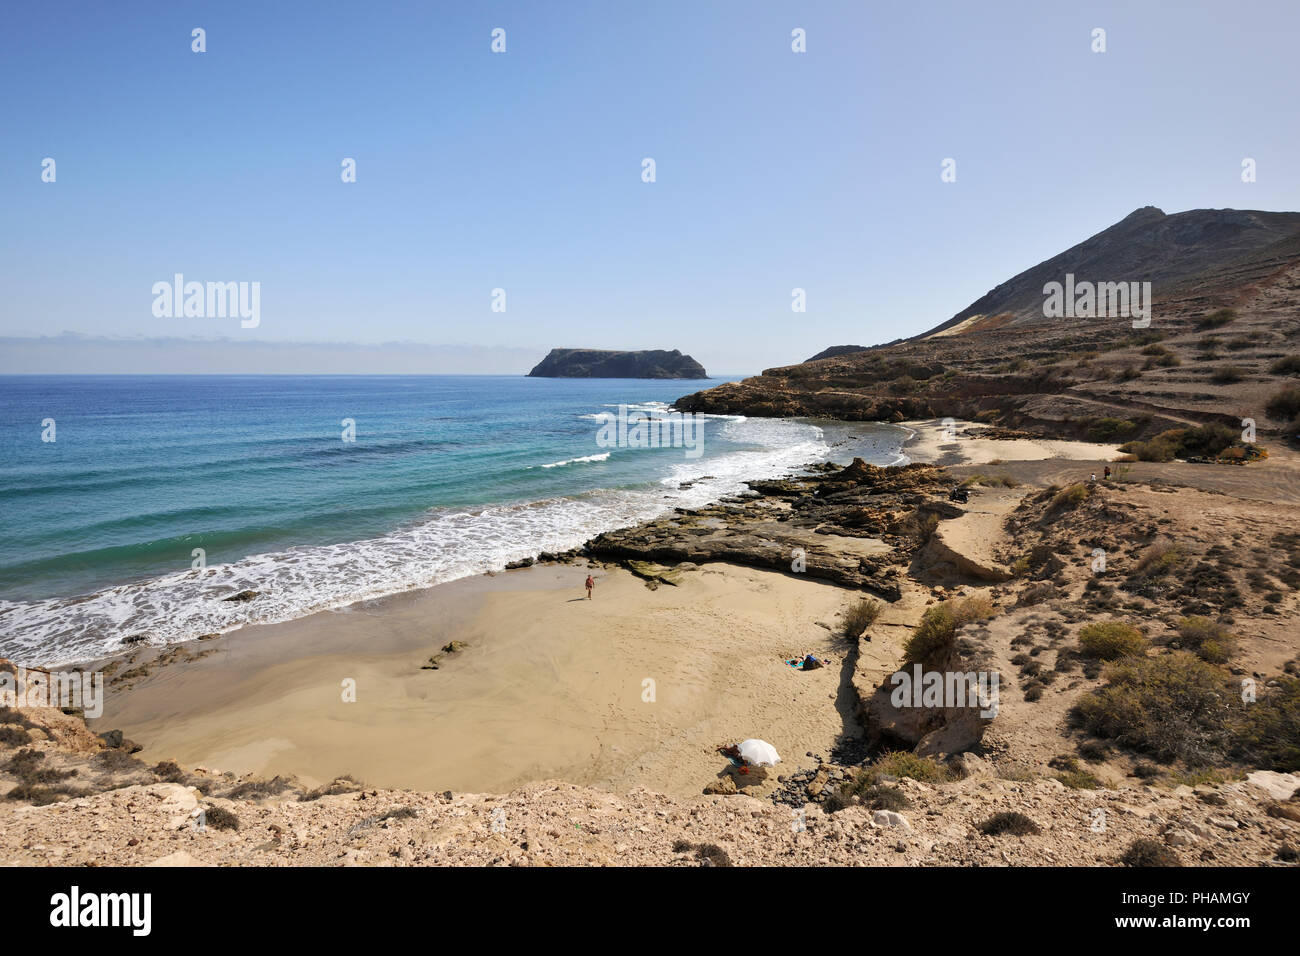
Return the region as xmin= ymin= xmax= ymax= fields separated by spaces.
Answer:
xmin=528 ymin=348 xmax=707 ymax=379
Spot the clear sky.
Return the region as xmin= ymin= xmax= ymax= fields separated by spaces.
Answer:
xmin=3 ymin=0 xmax=1299 ymax=375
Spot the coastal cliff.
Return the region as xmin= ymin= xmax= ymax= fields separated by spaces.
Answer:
xmin=528 ymin=348 xmax=707 ymax=379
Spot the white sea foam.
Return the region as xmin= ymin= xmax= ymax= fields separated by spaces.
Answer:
xmin=534 ymin=453 xmax=611 ymax=468
xmin=0 ymin=416 xmax=901 ymax=666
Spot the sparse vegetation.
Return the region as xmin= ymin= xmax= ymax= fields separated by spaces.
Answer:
xmin=1085 ymin=417 xmax=1137 ymax=442
xmin=1078 ymin=621 xmax=1146 ymax=660
xmin=202 ymin=805 xmax=240 ymax=831
xmin=673 ymin=839 xmax=732 ymax=867
xmin=1073 ymin=652 xmax=1235 ymax=765
xmin=902 ymin=595 xmax=996 ymax=666
xmin=1235 ymin=676 xmax=1300 ymax=771
xmin=826 ymin=776 xmax=912 ymax=814
xmin=1269 ymin=355 xmax=1300 ymax=376
xmin=1057 ymin=768 xmax=1105 ymax=789
xmin=0 ymin=726 xmax=32 ymax=747
xmin=1131 ymin=541 xmax=1186 ymax=579
xmin=1196 ymin=308 xmax=1237 ymax=331
xmin=1210 ymin=366 xmax=1247 ymax=384
xmin=151 ymin=760 xmax=187 ymax=783
xmin=1047 ymin=483 xmax=1091 ymax=513
xmin=977 ymin=811 xmax=1041 ymax=836
xmin=299 ymin=775 xmax=364 ymax=801
xmin=1265 ymin=386 xmax=1300 ymax=422
xmin=1174 ymin=616 xmax=1238 ymax=664
xmin=93 ymin=749 xmax=144 ymax=773
xmin=868 ymin=750 xmax=953 ymax=784
xmin=842 ymin=597 xmax=882 ymax=638
xmin=227 ymin=775 xmax=297 ymax=801
xmin=1121 ymin=838 xmax=1180 ymax=867
xmin=1118 ymin=423 xmax=1242 ymax=462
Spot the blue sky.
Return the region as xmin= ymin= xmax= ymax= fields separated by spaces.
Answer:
xmin=3 ymin=0 xmax=1299 ymax=375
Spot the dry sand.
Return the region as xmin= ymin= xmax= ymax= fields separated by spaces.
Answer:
xmin=902 ymin=418 xmax=1123 ymax=466
xmin=92 ymin=562 xmax=860 ymax=800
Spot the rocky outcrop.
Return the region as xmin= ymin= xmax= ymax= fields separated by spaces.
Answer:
xmin=582 ymin=460 xmax=958 ymax=600
xmin=528 ymin=348 xmax=707 ymax=379
xmin=861 ymin=678 xmax=993 ymax=757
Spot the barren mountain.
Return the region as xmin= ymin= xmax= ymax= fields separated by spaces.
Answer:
xmin=926 ymin=207 xmax=1300 ymax=335
xmin=678 ymin=207 xmax=1300 ymax=447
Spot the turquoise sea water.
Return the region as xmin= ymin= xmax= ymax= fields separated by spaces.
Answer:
xmin=0 ymin=375 xmax=907 ymax=664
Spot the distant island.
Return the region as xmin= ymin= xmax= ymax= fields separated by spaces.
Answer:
xmin=527 ymin=348 xmax=708 ymax=379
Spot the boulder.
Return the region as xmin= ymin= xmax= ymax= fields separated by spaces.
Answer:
xmin=873 ymin=810 xmax=911 ymax=830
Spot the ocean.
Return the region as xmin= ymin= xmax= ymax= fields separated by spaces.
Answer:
xmin=0 ymin=375 xmax=907 ymax=665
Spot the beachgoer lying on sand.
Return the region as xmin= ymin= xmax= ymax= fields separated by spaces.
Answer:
xmin=718 ymin=743 xmax=751 ymax=774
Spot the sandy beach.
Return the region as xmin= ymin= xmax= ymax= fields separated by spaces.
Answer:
xmin=8 ymin=417 xmax=1299 ymax=870
xmin=900 ymin=418 xmax=1123 ymax=466
xmin=90 ymin=560 xmax=860 ymax=799
xmin=83 ymin=417 xmax=1130 ymax=800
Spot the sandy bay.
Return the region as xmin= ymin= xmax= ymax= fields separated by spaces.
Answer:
xmin=88 ymin=559 xmax=861 ymax=799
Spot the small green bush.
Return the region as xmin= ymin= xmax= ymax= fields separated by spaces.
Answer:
xmin=1057 ymin=769 xmax=1105 ymax=789
xmin=1086 ymin=418 xmax=1138 ymax=442
xmin=843 ymin=597 xmax=882 ymax=638
xmin=1078 ymin=621 xmax=1146 ymax=660
xmin=1175 ymin=616 xmax=1238 ymax=664
xmin=869 ymin=750 xmax=953 ymax=784
xmin=1131 ymin=541 xmax=1186 ymax=579
xmin=903 ymin=595 xmax=995 ymax=665
xmin=1048 ymin=483 xmax=1091 ymax=512
xmin=1119 ymin=424 xmax=1240 ymax=462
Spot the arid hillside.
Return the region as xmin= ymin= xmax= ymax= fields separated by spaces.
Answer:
xmin=678 ymin=208 xmax=1300 ymax=448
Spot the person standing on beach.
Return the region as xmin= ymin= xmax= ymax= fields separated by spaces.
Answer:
xmin=585 ymin=574 xmax=595 ymax=600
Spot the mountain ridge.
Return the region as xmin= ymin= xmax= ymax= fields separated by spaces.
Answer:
xmin=677 ymin=207 xmax=1300 ymax=444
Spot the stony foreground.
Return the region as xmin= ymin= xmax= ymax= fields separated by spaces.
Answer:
xmin=4 ymin=766 xmax=1297 ymax=867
